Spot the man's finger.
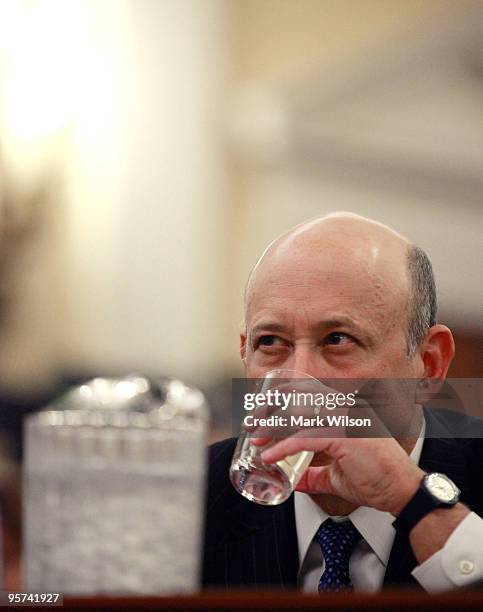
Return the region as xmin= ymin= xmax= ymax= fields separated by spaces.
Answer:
xmin=260 ymin=432 xmax=335 ymax=463
xmin=295 ymin=466 xmax=332 ymax=495
xmin=250 ymin=435 xmax=272 ymax=446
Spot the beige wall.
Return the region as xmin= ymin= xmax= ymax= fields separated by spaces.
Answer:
xmin=0 ymin=0 xmax=231 ymax=391
xmin=230 ymin=0 xmax=448 ymax=81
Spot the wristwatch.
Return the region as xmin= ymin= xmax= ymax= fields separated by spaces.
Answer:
xmin=392 ymin=472 xmax=460 ymax=534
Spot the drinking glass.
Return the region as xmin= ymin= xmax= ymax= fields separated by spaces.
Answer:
xmin=229 ymin=369 xmax=325 ymax=506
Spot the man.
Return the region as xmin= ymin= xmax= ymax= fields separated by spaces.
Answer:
xmin=202 ymin=212 xmax=483 ymax=592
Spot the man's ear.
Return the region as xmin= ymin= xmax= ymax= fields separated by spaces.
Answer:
xmin=419 ymin=324 xmax=455 ymax=380
xmin=240 ymin=330 xmax=247 ymax=362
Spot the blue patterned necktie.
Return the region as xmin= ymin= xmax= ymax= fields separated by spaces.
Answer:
xmin=315 ymin=518 xmax=362 ymax=593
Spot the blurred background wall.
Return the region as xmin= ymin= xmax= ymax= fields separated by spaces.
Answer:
xmin=0 ymin=0 xmax=230 ymax=394
xmin=0 ymin=0 xmax=481 ymax=447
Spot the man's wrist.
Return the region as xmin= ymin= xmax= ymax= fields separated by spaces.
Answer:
xmin=409 ymin=503 xmax=470 ymax=564
xmin=388 ymin=465 xmax=425 ymax=517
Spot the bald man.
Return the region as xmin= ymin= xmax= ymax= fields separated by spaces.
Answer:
xmin=202 ymin=213 xmax=483 ymax=593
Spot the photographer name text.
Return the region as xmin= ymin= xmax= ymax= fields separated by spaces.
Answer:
xmin=243 ymin=414 xmax=372 ymax=428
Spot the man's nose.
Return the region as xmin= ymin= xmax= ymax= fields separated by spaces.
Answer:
xmin=290 ymin=344 xmax=324 ymax=378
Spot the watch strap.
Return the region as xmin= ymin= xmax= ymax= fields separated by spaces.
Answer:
xmin=392 ymin=474 xmax=455 ymax=534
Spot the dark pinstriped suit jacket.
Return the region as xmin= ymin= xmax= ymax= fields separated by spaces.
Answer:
xmin=201 ymin=408 xmax=483 ymax=590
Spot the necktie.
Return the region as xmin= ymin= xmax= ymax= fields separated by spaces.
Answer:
xmin=315 ymin=518 xmax=362 ymax=593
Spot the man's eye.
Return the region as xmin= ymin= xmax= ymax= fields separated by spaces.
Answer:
xmin=257 ymin=335 xmax=280 ymax=347
xmin=323 ymin=332 xmax=354 ymax=346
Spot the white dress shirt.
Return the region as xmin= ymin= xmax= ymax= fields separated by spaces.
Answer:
xmin=295 ymin=418 xmax=483 ymax=592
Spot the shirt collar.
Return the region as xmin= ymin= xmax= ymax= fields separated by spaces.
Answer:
xmin=294 ymin=415 xmax=426 ymax=567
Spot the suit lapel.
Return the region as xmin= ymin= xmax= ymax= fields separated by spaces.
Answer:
xmin=384 ymin=408 xmax=470 ymax=588
xmin=222 ymin=494 xmax=299 ymax=588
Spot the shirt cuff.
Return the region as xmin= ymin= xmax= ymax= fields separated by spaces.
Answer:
xmin=412 ymin=512 xmax=483 ymax=592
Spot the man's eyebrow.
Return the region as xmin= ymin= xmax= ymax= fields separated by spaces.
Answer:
xmin=317 ymin=317 xmax=372 ymax=338
xmin=249 ymin=318 xmax=371 ymax=337
xmin=321 ymin=318 xmax=358 ymax=329
xmin=249 ymin=322 xmax=288 ymax=336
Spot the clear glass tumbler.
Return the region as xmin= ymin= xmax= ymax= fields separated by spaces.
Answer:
xmin=229 ymin=369 xmax=324 ymax=505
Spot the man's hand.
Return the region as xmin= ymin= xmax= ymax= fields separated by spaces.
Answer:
xmin=260 ymin=435 xmax=425 ymax=516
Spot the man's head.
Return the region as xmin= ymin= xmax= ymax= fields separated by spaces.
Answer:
xmin=241 ymin=212 xmax=454 ymax=382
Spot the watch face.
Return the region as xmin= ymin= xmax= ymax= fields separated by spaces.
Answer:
xmin=425 ymin=473 xmax=460 ymax=503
